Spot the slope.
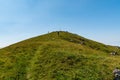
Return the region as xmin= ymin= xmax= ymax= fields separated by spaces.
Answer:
xmin=0 ymin=31 xmax=120 ymax=80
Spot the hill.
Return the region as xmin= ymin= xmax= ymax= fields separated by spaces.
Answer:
xmin=0 ymin=31 xmax=120 ymax=80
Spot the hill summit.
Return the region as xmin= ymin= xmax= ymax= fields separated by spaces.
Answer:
xmin=0 ymin=31 xmax=120 ymax=80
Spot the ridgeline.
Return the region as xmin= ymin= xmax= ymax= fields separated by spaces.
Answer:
xmin=0 ymin=31 xmax=120 ymax=80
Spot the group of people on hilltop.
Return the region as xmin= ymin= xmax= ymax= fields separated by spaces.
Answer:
xmin=113 ymin=67 xmax=120 ymax=80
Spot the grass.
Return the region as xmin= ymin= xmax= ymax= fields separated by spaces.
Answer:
xmin=0 ymin=31 xmax=120 ymax=80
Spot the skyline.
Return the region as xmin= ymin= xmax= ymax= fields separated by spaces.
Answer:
xmin=0 ymin=0 xmax=120 ymax=48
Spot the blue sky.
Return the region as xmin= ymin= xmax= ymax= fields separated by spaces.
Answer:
xmin=0 ymin=0 xmax=120 ymax=47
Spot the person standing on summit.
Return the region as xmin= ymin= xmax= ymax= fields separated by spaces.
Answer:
xmin=57 ymin=31 xmax=60 ymax=36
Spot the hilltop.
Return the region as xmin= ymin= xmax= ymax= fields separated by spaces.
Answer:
xmin=0 ymin=31 xmax=120 ymax=80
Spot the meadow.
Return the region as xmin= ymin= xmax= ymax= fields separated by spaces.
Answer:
xmin=0 ymin=31 xmax=120 ymax=80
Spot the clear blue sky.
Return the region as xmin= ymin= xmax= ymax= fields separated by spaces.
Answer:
xmin=0 ymin=0 xmax=120 ymax=47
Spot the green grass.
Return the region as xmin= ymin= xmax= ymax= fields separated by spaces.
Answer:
xmin=0 ymin=31 xmax=120 ymax=80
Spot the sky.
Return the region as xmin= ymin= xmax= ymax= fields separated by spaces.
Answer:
xmin=0 ymin=0 xmax=120 ymax=48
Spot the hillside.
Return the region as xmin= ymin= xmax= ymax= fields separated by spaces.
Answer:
xmin=0 ymin=31 xmax=120 ymax=80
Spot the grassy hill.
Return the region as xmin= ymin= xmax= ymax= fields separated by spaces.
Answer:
xmin=0 ymin=31 xmax=120 ymax=80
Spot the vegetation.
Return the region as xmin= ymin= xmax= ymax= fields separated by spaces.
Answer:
xmin=0 ymin=31 xmax=120 ymax=80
